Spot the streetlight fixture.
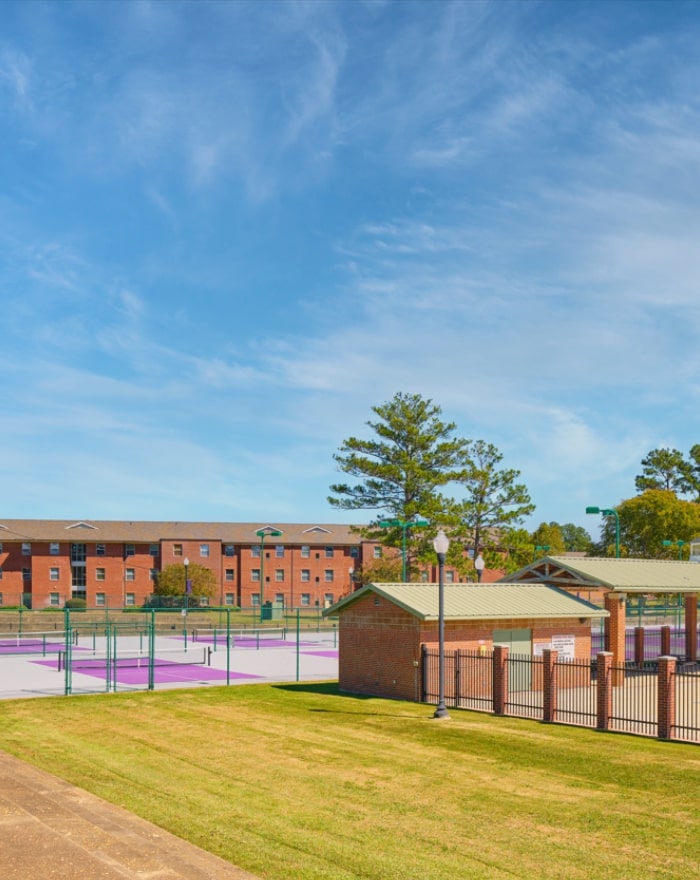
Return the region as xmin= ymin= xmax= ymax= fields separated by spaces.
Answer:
xmin=663 ymin=539 xmax=687 ymax=560
xmin=378 ymin=514 xmax=429 ymax=581
xmin=183 ymin=557 xmax=190 ymax=615
xmin=534 ymin=544 xmax=550 ymax=560
xmin=255 ymin=527 xmax=282 ymax=622
xmin=432 ymin=529 xmax=450 ymax=720
xmin=586 ymin=506 xmax=620 ymax=558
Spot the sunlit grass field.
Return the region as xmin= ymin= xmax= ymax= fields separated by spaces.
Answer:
xmin=0 ymin=683 xmax=698 ymax=880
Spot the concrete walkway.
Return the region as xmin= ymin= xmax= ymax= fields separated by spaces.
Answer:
xmin=0 ymin=751 xmax=259 ymax=880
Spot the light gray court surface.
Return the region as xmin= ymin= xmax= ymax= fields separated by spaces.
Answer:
xmin=0 ymin=629 xmax=339 ymax=700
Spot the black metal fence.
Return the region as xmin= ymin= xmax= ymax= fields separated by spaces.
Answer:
xmin=422 ymin=646 xmax=700 ymax=744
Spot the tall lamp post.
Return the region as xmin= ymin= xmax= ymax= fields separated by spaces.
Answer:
xmin=255 ymin=527 xmax=282 ymax=623
xmin=183 ymin=557 xmax=190 ymax=615
xmin=379 ymin=515 xmax=429 ymax=581
xmin=586 ymin=506 xmax=620 ymax=558
xmin=433 ymin=529 xmax=450 ymax=720
xmin=663 ymin=539 xmax=687 ymax=560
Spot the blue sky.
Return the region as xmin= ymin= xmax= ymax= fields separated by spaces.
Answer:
xmin=2 ymin=0 xmax=700 ymax=541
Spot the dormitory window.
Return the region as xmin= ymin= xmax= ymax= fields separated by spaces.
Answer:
xmin=50 ymin=567 xmax=59 ymax=581
xmin=251 ymin=546 xmax=261 ymax=558
xmin=251 ymin=569 xmax=260 ymax=582
xmin=50 ymin=593 xmax=60 ymax=607
xmin=301 ymin=593 xmax=310 ymax=606
xmin=96 ymin=568 xmax=105 ymax=581
xmin=22 ymin=543 xmax=31 ymax=556
xmin=225 ymin=569 xmax=234 ymax=582
xmin=301 ymin=546 xmax=310 ymax=558
xmin=225 ymin=593 xmax=235 ymax=606
xmin=174 ymin=544 xmax=183 ymax=556
xmin=125 ymin=593 xmax=135 ymax=607
xmin=125 ymin=568 xmax=135 ymax=582
xmin=96 ymin=544 xmax=106 ymax=556
xmin=200 ymin=544 xmax=210 ymax=557
xmin=22 ymin=568 xmax=30 ymax=581
xmin=275 ymin=545 xmax=284 ymax=558
xmin=125 ymin=544 xmax=135 ymax=557
xmin=324 ymin=547 xmax=334 ymax=558
xmin=324 ymin=570 xmax=334 ymax=582
xmin=300 ymin=569 xmax=310 ymax=582
xmin=224 ymin=545 xmax=235 ymax=557
xmin=373 ymin=546 xmax=382 ymax=558
xmin=50 ymin=543 xmax=59 ymax=555
xmin=95 ymin=593 xmax=105 ymax=606
xmin=275 ymin=569 xmax=284 ymax=582
xmin=149 ymin=544 xmax=159 ymax=557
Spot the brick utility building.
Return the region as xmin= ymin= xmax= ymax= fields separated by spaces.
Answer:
xmin=0 ymin=519 xmax=471 ymax=611
xmin=325 ymin=581 xmax=606 ymax=702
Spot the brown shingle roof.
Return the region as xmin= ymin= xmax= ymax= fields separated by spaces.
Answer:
xmin=0 ymin=519 xmax=366 ymax=545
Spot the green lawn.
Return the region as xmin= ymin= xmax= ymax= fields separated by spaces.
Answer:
xmin=0 ymin=683 xmax=698 ymax=880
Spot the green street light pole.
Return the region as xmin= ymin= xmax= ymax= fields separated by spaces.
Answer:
xmin=534 ymin=544 xmax=550 ymax=560
xmin=586 ymin=506 xmax=620 ymax=558
xmin=255 ymin=527 xmax=282 ymax=623
xmin=183 ymin=557 xmax=190 ymax=615
xmin=663 ymin=539 xmax=687 ymax=560
xmin=379 ymin=516 xmax=429 ymax=581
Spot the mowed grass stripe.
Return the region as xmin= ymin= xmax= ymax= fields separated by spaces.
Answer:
xmin=0 ymin=683 xmax=698 ymax=880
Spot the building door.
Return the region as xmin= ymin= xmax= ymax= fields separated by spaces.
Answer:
xmin=493 ymin=628 xmax=532 ymax=692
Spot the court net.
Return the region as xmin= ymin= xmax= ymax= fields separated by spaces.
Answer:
xmin=0 ymin=630 xmax=75 ymax=654
xmin=58 ymin=646 xmax=209 ymax=672
xmin=192 ymin=627 xmax=286 ymax=644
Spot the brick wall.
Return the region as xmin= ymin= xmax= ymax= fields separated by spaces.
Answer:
xmin=338 ymin=601 xmax=594 ymax=702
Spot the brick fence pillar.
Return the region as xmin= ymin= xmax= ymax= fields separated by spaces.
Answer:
xmin=542 ymin=649 xmax=557 ymax=723
xmin=596 ymin=652 xmax=613 ymax=731
xmin=660 ymin=625 xmax=671 ymax=657
xmin=604 ymin=592 xmax=626 ymax=668
xmin=493 ymin=645 xmax=509 ymax=716
xmin=657 ymin=656 xmax=677 ymax=741
xmin=685 ymin=594 xmax=698 ymax=661
xmin=634 ymin=627 xmax=645 ymax=666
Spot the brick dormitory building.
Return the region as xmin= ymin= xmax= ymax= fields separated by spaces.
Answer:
xmin=0 ymin=519 xmax=479 ymax=611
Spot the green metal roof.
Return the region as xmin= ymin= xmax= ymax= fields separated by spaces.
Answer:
xmin=502 ymin=556 xmax=700 ymax=593
xmin=324 ymin=582 xmax=607 ymax=621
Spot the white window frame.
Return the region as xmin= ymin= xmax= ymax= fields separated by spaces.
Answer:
xmin=96 ymin=568 xmax=106 ymax=582
xmin=50 ymin=543 xmax=60 ymax=556
xmin=200 ymin=543 xmax=210 ymax=558
xmin=125 ymin=568 xmax=135 ymax=582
